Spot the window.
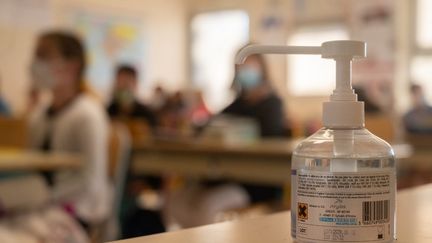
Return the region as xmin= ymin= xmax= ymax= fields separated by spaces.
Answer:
xmin=191 ymin=10 xmax=249 ymax=112
xmin=411 ymin=57 xmax=432 ymax=104
xmin=416 ymin=0 xmax=432 ymax=49
xmin=287 ymin=25 xmax=348 ymax=96
xmin=411 ymin=0 xmax=432 ymax=104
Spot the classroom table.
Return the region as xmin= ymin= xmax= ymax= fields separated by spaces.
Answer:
xmin=131 ymin=138 xmax=297 ymax=186
xmin=0 ymin=148 xmax=82 ymax=171
xmin=131 ymin=138 xmax=419 ymax=186
xmin=109 ymin=183 xmax=432 ymax=243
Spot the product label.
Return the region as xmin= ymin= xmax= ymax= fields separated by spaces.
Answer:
xmin=292 ymin=170 xmax=395 ymax=242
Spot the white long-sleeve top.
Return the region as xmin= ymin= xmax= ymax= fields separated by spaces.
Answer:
xmin=29 ymin=94 xmax=112 ymax=223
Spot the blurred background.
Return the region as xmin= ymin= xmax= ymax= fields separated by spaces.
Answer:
xmin=0 ymin=0 xmax=431 ymax=242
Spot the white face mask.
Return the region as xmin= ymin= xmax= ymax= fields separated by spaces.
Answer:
xmin=31 ymin=59 xmax=56 ymax=90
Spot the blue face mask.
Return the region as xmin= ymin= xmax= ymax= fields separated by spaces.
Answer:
xmin=236 ymin=67 xmax=262 ymax=90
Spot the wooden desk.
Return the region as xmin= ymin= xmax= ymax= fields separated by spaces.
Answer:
xmin=0 ymin=149 xmax=82 ymax=171
xmin=109 ymin=184 xmax=432 ymax=243
xmin=131 ymin=139 xmax=419 ymax=186
xmin=132 ymin=139 xmax=296 ymax=185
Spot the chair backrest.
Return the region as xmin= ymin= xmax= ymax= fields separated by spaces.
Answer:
xmin=125 ymin=119 xmax=152 ymax=145
xmin=365 ymin=114 xmax=395 ymax=142
xmin=405 ymin=133 xmax=432 ymax=149
xmin=105 ymin=122 xmax=132 ymax=240
xmin=0 ymin=117 xmax=27 ymax=148
xmin=108 ymin=122 xmax=132 ymax=213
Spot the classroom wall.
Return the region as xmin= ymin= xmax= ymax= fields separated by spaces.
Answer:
xmin=0 ymin=0 xmax=188 ymax=113
xmin=0 ymin=25 xmax=40 ymax=115
xmin=0 ymin=0 xmax=53 ymax=114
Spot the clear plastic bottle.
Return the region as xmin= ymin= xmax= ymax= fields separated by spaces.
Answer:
xmin=291 ymin=127 xmax=396 ymax=243
xmin=234 ymin=40 xmax=397 ymax=242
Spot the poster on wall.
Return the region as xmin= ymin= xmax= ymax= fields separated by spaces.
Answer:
xmin=350 ymin=0 xmax=395 ymax=110
xmin=69 ymin=11 xmax=146 ymax=101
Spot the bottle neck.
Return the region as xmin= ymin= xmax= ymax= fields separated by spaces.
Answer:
xmin=322 ymin=101 xmax=365 ymax=128
xmin=324 ymin=125 xmax=365 ymax=130
xmin=331 ymin=57 xmax=357 ymax=102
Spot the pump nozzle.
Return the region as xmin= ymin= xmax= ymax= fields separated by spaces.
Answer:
xmin=235 ymin=45 xmax=322 ymax=64
xmin=235 ymin=41 xmax=366 ymax=64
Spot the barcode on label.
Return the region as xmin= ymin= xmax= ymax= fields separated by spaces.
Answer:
xmin=362 ymin=200 xmax=389 ymax=224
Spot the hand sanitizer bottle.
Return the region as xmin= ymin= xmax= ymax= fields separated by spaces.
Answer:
xmin=236 ymin=41 xmax=396 ymax=243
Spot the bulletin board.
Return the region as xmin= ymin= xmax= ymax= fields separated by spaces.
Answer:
xmin=68 ymin=11 xmax=146 ymax=101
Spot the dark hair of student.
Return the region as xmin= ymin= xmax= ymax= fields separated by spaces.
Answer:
xmin=116 ymin=64 xmax=138 ymax=79
xmin=35 ymin=31 xmax=86 ymax=91
xmin=410 ymin=83 xmax=422 ymax=94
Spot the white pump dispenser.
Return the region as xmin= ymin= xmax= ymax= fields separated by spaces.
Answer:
xmin=236 ymin=40 xmax=396 ymax=243
xmin=236 ymin=40 xmax=366 ymax=129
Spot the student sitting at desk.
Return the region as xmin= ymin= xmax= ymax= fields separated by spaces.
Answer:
xmin=168 ymin=52 xmax=288 ymax=228
xmin=219 ymin=52 xmax=287 ymax=202
xmin=222 ymin=52 xmax=287 ymax=137
xmin=404 ymin=84 xmax=432 ymax=134
xmin=108 ymin=65 xmax=165 ymax=237
xmin=107 ymin=65 xmax=156 ymax=127
xmin=28 ymin=31 xmax=112 ymax=228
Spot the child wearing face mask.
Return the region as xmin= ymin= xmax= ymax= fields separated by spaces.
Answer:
xmin=222 ymin=53 xmax=287 ymax=138
xmin=107 ymin=65 xmax=156 ymax=127
xmin=28 ymin=31 xmax=112 ymax=229
xmin=171 ymin=53 xmax=290 ymax=227
xmin=220 ymin=53 xmax=288 ymax=204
